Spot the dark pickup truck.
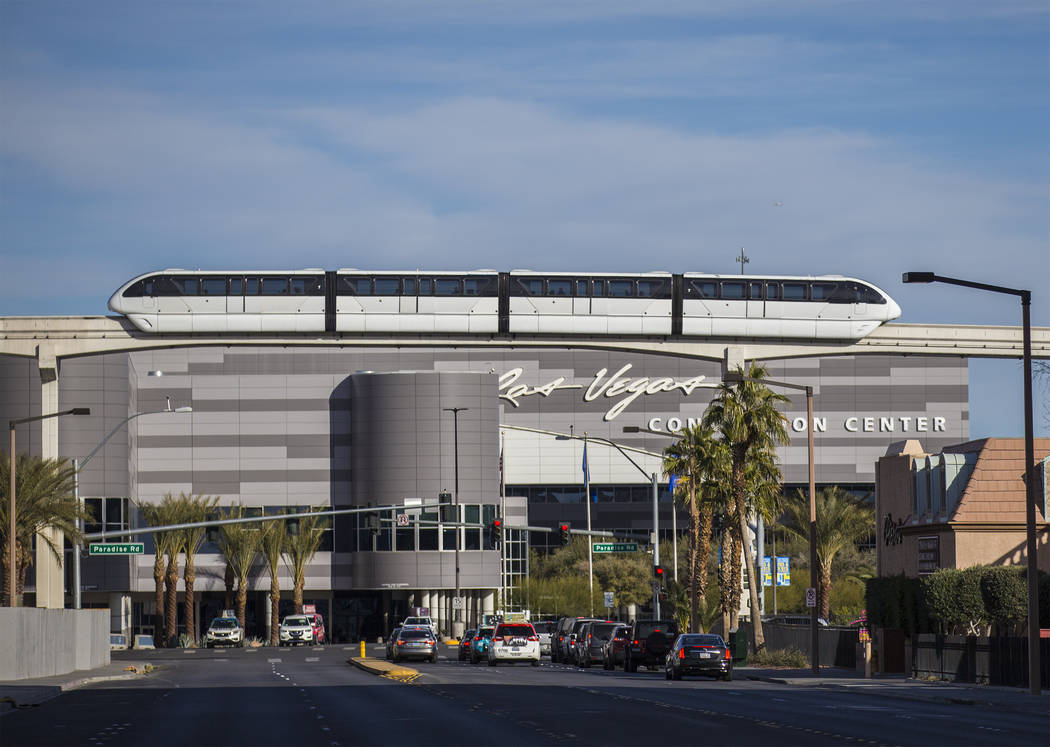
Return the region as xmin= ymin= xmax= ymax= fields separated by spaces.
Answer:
xmin=623 ymin=619 xmax=679 ymax=672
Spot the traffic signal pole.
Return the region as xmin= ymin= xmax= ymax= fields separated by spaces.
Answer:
xmin=652 ymin=471 xmax=660 ymax=619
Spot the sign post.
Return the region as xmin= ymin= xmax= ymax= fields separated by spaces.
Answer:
xmin=603 ymin=591 xmax=614 ymax=609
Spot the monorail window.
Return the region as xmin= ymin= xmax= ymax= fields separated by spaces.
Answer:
xmin=418 ymin=278 xmax=433 ymax=295
xmin=434 ymin=278 xmax=462 ymax=296
xmin=374 ymin=277 xmax=401 ymax=295
xmin=575 ymin=280 xmax=589 ymax=296
xmin=547 ymin=279 xmax=572 ymax=297
xmin=608 ymin=280 xmax=634 ymax=298
xmin=637 ymin=279 xmax=670 ymax=298
xmin=464 ymin=277 xmax=498 ymax=296
xmin=513 ymin=278 xmax=544 ymax=296
xmin=201 ymin=277 xmax=227 ymax=296
xmin=243 ymin=277 xmax=263 ymax=295
xmin=686 ymin=280 xmax=717 ymax=298
xmin=858 ymin=284 xmax=885 ymax=304
xmin=153 ymin=276 xmax=198 ymax=296
xmin=765 ymin=283 xmax=780 ymax=300
xmin=782 ymin=282 xmax=807 ymax=301
xmin=291 ymin=276 xmax=323 ymax=296
xmin=261 ymin=277 xmax=290 ymax=295
xmin=122 ymin=279 xmax=147 ymax=297
xmin=810 ymin=283 xmax=836 ymax=301
xmin=749 ymin=282 xmax=763 ymax=299
xmin=402 ymin=277 xmax=418 ymax=295
xmin=720 ymin=281 xmax=745 ymax=300
xmin=339 ymin=277 xmax=372 ymax=296
xmin=591 ymin=280 xmax=606 ymax=297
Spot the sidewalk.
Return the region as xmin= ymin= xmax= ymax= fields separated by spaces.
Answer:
xmin=0 ymin=660 xmax=154 ymax=713
xmin=740 ymin=666 xmax=1050 ymax=717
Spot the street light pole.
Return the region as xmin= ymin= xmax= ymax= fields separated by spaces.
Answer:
xmin=903 ymin=271 xmax=1040 ymax=695
xmin=443 ymin=407 xmax=468 ymax=638
xmin=7 ymin=407 xmax=90 ymax=608
xmin=723 ymin=372 xmax=819 ymax=674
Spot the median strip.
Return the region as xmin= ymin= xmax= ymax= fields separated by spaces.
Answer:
xmin=348 ymin=657 xmax=420 ymax=683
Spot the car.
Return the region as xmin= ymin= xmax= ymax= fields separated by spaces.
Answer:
xmin=564 ymin=618 xmax=601 ymax=665
xmin=487 ymin=622 xmax=540 ymax=666
xmin=623 ymin=619 xmax=679 ymax=672
xmin=306 ymin=613 xmax=326 ymax=645
xmin=401 ymin=616 xmax=436 ymax=635
xmin=393 ymin=626 xmax=438 ymax=663
xmin=602 ymin=624 xmax=630 ymax=670
xmin=552 ymin=617 xmax=588 ymax=663
xmin=530 ymin=620 xmax=557 ymax=657
xmin=459 ymin=628 xmax=476 ymax=661
xmin=470 ymin=626 xmax=495 ymax=664
xmin=204 ymin=616 xmax=244 ymax=648
xmin=278 ymin=615 xmax=315 ymax=646
xmin=385 ymin=626 xmax=402 ymax=660
xmin=665 ymin=633 xmax=733 ymax=681
xmin=577 ymin=620 xmax=623 ymax=668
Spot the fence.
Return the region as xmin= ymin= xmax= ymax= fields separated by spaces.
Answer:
xmin=912 ymin=634 xmax=1050 ymax=689
xmin=0 ymin=608 xmax=109 ymax=680
xmin=733 ymin=622 xmax=859 ymax=668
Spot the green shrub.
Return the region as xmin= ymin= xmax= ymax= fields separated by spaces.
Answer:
xmin=748 ymin=647 xmax=808 ymax=668
xmin=980 ymin=566 xmax=1027 ymax=630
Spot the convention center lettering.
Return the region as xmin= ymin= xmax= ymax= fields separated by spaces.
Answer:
xmin=498 ymin=364 xmax=949 ymax=433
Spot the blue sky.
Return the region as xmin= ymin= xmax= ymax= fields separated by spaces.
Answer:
xmin=1 ymin=1 xmax=1047 ymax=437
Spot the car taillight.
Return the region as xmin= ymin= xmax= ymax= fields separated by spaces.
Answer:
xmin=425 ymin=639 xmax=434 ymax=645
xmin=588 ymin=634 xmax=592 ymax=642
xmin=528 ymin=635 xmax=538 ymax=641
xmin=679 ymin=648 xmax=685 ymax=660
xmin=633 ymin=639 xmax=638 ymax=646
xmin=725 ymin=648 xmax=731 ymax=659
xmin=397 ymin=640 xmax=404 ymax=646
xmin=473 ymin=636 xmax=480 ymax=641
xmin=493 ymin=636 xmax=503 ymax=642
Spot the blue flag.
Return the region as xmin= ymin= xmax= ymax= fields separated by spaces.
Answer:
xmin=669 ymin=473 xmax=678 ymax=494
xmin=582 ymin=441 xmax=589 ymax=484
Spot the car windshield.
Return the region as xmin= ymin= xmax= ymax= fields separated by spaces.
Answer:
xmin=635 ymin=621 xmax=678 ymax=638
xmin=400 ymin=629 xmax=430 ymax=640
xmin=284 ymin=617 xmax=309 ymax=626
xmin=591 ymin=623 xmax=620 ymax=639
xmin=477 ymin=627 xmax=494 ymax=639
xmin=531 ymin=621 xmax=556 ymax=635
xmin=679 ymin=634 xmax=725 ymax=647
xmin=498 ymin=624 xmax=533 ymax=637
xmin=210 ymin=618 xmax=238 ymax=629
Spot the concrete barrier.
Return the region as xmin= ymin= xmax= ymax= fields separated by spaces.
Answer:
xmin=0 ymin=608 xmax=110 ymax=680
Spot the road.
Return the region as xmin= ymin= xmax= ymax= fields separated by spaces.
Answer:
xmin=2 ymin=645 xmax=1044 ymax=746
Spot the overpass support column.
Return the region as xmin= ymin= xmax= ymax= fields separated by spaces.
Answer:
xmin=35 ymin=346 xmax=66 ymax=608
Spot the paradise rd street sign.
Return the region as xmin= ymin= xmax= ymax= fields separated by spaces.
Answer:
xmin=89 ymin=543 xmax=144 ymax=555
xmin=593 ymin=542 xmax=639 ymax=553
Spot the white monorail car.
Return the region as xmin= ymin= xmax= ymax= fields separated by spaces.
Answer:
xmin=108 ymin=269 xmax=900 ymax=339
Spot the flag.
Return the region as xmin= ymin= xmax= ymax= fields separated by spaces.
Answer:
xmin=669 ymin=473 xmax=678 ymax=495
xmin=582 ymin=441 xmax=589 ymax=484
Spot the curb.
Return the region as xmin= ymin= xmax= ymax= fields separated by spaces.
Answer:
xmin=745 ymin=674 xmax=1046 ymax=716
xmin=347 ymin=657 xmax=420 ymax=681
xmin=0 ymin=667 xmax=151 ymax=711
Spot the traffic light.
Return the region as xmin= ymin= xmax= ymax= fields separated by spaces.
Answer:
xmin=489 ymin=518 xmax=503 ymax=548
xmin=559 ymin=523 xmax=571 ymax=545
xmin=654 ymin=565 xmax=665 ymax=584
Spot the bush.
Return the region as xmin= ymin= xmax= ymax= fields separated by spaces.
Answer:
xmin=980 ymin=566 xmax=1027 ymax=631
xmin=748 ymin=647 xmax=808 ymax=668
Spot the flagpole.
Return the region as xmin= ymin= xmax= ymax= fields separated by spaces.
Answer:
xmin=585 ymin=432 xmax=593 ymax=617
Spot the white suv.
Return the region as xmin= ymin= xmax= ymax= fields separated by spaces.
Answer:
xmin=279 ymin=615 xmax=315 ymax=646
xmin=204 ymin=617 xmax=244 ymax=648
xmin=487 ymin=622 xmax=540 ymax=666
xmin=401 ymin=616 xmax=436 ymax=636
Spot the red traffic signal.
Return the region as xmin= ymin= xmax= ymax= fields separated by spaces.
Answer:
xmin=559 ymin=523 xmax=571 ymax=545
xmin=654 ymin=565 xmax=665 ymax=579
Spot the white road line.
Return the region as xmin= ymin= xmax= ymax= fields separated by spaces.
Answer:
xmin=306 ymin=657 xmax=320 ymax=662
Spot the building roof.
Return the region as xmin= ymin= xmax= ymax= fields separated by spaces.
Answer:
xmin=946 ymin=438 xmax=1050 ymax=524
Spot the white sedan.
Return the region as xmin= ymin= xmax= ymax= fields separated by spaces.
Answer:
xmin=487 ymin=623 xmax=540 ymax=666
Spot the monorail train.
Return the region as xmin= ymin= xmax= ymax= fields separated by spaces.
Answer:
xmin=107 ymin=269 xmax=901 ymax=339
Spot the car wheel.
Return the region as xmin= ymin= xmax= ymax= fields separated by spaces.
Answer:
xmin=531 ymin=659 xmax=539 ymax=667
xmin=722 ymin=670 xmax=733 ymax=682
xmin=580 ymin=655 xmax=590 ymax=669
xmin=665 ymin=664 xmax=672 ymax=680
xmin=487 ymin=657 xmax=496 ymax=667
xmin=431 ymin=654 xmax=437 ymax=663
xmin=672 ymin=666 xmax=682 ymax=681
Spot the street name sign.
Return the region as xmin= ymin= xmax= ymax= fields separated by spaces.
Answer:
xmin=593 ymin=542 xmax=639 ymax=553
xmin=89 ymin=543 xmax=144 ymax=555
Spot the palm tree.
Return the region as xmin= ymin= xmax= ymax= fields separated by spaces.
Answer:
xmin=662 ymin=424 xmax=728 ymax=633
xmin=180 ymin=493 xmax=218 ymax=646
xmin=260 ymin=517 xmax=287 ymax=646
xmin=219 ymin=504 xmax=264 ymax=632
xmin=703 ymin=363 xmax=789 ymax=652
xmin=136 ymin=494 xmax=184 ymax=646
xmin=0 ymin=452 xmax=84 ymax=606
xmin=780 ymin=486 xmax=875 ymax=620
xmin=283 ymin=509 xmax=327 ymax=613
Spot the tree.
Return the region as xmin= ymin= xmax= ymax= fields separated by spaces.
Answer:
xmin=260 ymin=517 xmax=287 ymax=646
xmin=283 ymin=509 xmax=327 ymax=613
xmin=136 ymin=494 xmax=186 ymax=646
xmin=219 ymin=504 xmax=264 ymax=631
xmin=1 ymin=452 xmax=85 ymax=606
xmin=662 ymin=424 xmax=728 ymax=632
xmin=780 ymin=486 xmax=875 ymax=621
xmin=703 ymin=363 xmax=790 ymax=652
xmin=179 ymin=493 xmax=218 ymax=646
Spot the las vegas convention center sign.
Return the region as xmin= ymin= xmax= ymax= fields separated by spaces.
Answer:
xmin=498 ymin=364 xmax=949 ymax=435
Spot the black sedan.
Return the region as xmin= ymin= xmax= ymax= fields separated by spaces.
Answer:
xmin=665 ymin=634 xmax=733 ymax=681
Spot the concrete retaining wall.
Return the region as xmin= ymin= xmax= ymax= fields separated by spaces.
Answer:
xmin=0 ymin=608 xmax=110 ymax=680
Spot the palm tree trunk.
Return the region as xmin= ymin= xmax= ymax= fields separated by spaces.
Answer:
xmin=697 ymin=503 xmax=712 ymax=631
xmin=688 ymin=484 xmax=700 ymax=633
xmin=153 ymin=552 xmax=165 ymax=646
xmin=184 ymin=555 xmax=196 ymax=646
xmin=733 ymin=456 xmax=764 ymax=652
xmin=819 ymin=561 xmax=833 ymax=622
xmin=236 ymin=581 xmax=248 ymax=631
xmin=270 ymin=575 xmax=280 ymax=647
xmin=1 ymin=540 xmax=11 ymax=607
xmin=728 ymin=521 xmax=742 ymax=630
xmin=293 ymin=577 xmax=304 ymax=614
xmin=224 ymin=562 xmax=234 ymax=611
xmin=718 ymin=527 xmax=733 ymax=635
xmin=164 ymin=552 xmax=179 ymax=647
